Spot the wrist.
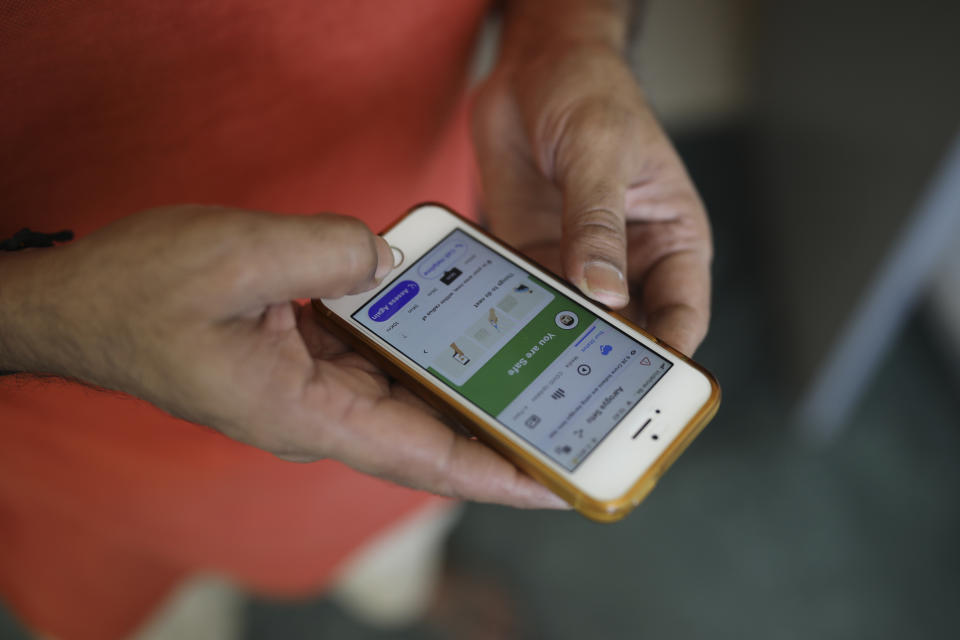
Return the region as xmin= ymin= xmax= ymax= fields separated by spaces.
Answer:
xmin=0 ymin=247 xmax=92 ymax=382
xmin=0 ymin=250 xmax=55 ymax=373
xmin=498 ymin=0 xmax=633 ymax=69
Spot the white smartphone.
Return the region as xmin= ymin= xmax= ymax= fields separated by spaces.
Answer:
xmin=315 ymin=203 xmax=720 ymax=521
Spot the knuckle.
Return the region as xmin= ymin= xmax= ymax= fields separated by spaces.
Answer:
xmin=567 ymin=101 xmax=635 ymax=148
xmin=177 ymin=211 xmax=268 ymax=292
xmin=553 ymin=102 xmax=637 ymax=178
xmin=565 ymin=208 xmax=626 ymax=257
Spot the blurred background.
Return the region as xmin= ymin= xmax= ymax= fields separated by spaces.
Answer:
xmin=3 ymin=0 xmax=957 ymax=638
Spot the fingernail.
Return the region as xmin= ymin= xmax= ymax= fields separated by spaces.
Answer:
xmin=374 ymin=237 xmax=394 ymax=280
xmin=583 ymin=261 xmax=628 ymax=306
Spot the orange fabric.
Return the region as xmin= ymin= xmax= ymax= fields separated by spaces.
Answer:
xmin=0 ymin=1 xmax=489 ymax=638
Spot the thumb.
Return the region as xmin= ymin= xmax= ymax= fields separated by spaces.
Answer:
xmin=557 ymin=149 xmax=630 ymax=308
xmin=239 ymin=213 xmax=394 ymax=305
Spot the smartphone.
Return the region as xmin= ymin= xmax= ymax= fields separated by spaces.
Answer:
xmin=314 ymin=203 xmax=720 ymax=522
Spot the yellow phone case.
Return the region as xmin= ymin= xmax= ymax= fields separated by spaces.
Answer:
xmin=312 ymin=205 xmax=720 ymax=522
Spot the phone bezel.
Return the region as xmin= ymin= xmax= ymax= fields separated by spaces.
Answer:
xmin=316 ymin=203 xmax=720 ymax=521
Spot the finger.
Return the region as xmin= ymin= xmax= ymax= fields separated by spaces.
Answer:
xmin=554 ymin=114 xmax=633 ymax=308
xmin=472 ymin=81 xmax=564 ymax=247
xmin=296 ymin=302 xmax=351 ymax=358
xmin=514 ymin=240 xmax=563 ymax=275
xmin=297 ymin=304 xmax=388 ymax=378
xmin=391 ymin=384 xmax=445 ymax=419
xmin=429 ymin=432 xmax=569 ymax=509
xmin=325 ymin=392 xmax=568 ymax=510
xmin=391 ymin=384 xmax=476 ymax=438
xmin=639 ymin=250 xmax=711 ymax=356
xmin=238 ymin=213 xmax=394 ymax=307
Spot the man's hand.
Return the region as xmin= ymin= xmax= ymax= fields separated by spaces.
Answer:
xmin=474 ymin=0 xmax=712 ymax=355
xmin=0 ymin=206 xmax=565 ymax=508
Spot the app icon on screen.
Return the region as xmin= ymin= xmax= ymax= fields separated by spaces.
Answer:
xmin=450 ymin=342 xmax=470 ymax=365
xmin=440 ymin=268 xmax=462 ymax=285
xmin=555 ymin=311 xmax=579 ymax=329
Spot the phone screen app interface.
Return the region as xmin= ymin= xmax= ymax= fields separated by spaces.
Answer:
xmin=354 ymin=229 xmax=671 ymax=471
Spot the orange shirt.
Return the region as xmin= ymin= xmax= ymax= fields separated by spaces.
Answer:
xmin=0 ymin=1 xmax=488 ymax=638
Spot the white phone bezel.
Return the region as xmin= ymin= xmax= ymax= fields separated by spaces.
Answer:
xmin=321 ymin=204 xmax=714 ymax=502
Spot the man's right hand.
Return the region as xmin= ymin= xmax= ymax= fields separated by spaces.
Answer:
xmin=0 ymin=206 xmax=566 ymax=509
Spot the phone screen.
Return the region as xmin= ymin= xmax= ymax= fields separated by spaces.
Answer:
xmin=354 ymin=229 xmax=671 ymax=471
